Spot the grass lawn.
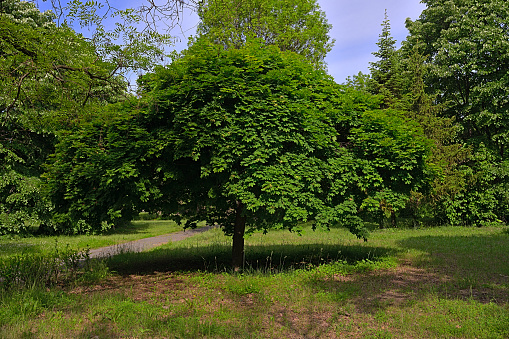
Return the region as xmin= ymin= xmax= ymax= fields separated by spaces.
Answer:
xmin=0 ymin=220 xmax=188 ymax=259
xmin=1 ymin=223 xmax=508 ymax=338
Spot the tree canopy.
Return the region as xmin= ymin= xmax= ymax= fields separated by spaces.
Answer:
xmin=405 ymin=0 xmax=509 ymax=159
xmin=196 ymin=0 xmax=334 ymax=66
xmin=45 ymin=39 xmax=433 ymax=268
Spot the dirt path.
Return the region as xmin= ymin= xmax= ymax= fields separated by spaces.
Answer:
xmin=88 ymin=226 xmax=214 ymax=259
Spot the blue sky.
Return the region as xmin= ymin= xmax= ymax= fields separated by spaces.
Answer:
xmin=168 ymin=0 xmax=427 ymax=83
xmin=319 ymin=0 xmax=426 ymax=82
xmin=38 ymin=0 xmax=426 ymax=84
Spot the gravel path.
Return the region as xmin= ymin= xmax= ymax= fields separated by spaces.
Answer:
xmin=88 ymin=225 xmax=214 ymax=259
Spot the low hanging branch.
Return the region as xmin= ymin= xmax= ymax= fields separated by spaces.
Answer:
xmin=52 ymin=65 xmax=112 ymax=81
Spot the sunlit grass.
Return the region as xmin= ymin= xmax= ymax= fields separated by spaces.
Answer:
xmin=0 ymin=220 xmax=186 ymax=259
xmin=1 ymin=222 xmax=508 ymax=338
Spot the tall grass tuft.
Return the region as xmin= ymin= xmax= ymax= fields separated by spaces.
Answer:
xmin=0 ymin=241 xmax=109 ymax=292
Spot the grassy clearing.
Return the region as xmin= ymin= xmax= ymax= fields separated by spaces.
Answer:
xmin=0 ymin=220 xmax=185 ymax=259
xmin=1 ymin=224 xmax=508 ymax=338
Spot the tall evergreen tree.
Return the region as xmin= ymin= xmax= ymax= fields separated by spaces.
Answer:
xmin=401 ymin=48 xmax=471 ymax=225
xmin=366 ymin=12 xmax=473 ymax=226
xmin=368 ymin=10 xmax=402 ymax=108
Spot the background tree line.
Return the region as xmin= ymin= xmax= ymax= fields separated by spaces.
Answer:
xmin=355 ymin=0 xmax=509 ymax=227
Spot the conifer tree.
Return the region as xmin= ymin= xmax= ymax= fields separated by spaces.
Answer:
xmin=401 ymin=48 xmax=471 ymax=225
xmin=368 ymin=10 xmax=402 ymax=108
xmin=405 ymin=0 xmax=509 ymax=224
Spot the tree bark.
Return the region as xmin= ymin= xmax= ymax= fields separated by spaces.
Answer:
xmin=232 ymin=200 xmax=246 ymax=272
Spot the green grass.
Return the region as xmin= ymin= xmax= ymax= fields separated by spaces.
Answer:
xmin=1 ymin=223 xmax=508 ymax=338
xmin=0 ymin=220 xmax=186 ymax=259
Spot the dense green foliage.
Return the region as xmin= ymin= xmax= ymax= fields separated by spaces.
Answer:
xmin=0 ymin=0 xmax=171 ymax=234
xmin=360 ymin=4 xmax=509 ymax=227
xmin=140 ymin=39 xmax=431 ymax=233
xmin=44 ymin=102 xmax=156 ymax=234
xmin=403 ymin=0 xmax=509 ymax=224
xmin=405 ymin=0 xmax=509 ymax=159
xmin=0 ymin=0 xmax=123 ymax=234
xmin=4 ymin=0 xmax=507 ymax=238
xmin=197 ymin=0 xmax=334 ymax=66
xmin=45 ymin=39 xmax=432 ymax=268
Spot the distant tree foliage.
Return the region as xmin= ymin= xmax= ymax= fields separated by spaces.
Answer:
xmin=404 ymin=0 xmax=509 ymax=224
xmin=0 ymin=0 xmax=172 ymax=234
xmin=399 ymin=48 xmax=472 ymax=226
xmin=405 ymin=0 xmax=509 ymax=159
xmin=364 ymin=11 xmax=484 ymax=227
xmin=196 ymin=0 xmax=334 ymax=66
xmin=0 ymin=0 xmax=118 ymax=234
xmin=368 ymin=10 xmax=403 ymax=108
xmin=45 ymin=39 xmax=433 ymax=268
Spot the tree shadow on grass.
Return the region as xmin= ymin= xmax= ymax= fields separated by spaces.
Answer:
xmin=104 ymin=228 xmax=509 ymax=315
xmin=100 ymin=221 xmax=155 ymax=235
xmin=105 ymin=242 xmax=399 ymax=276
xmin=398 ymin=231 xmax=509 ymax=278
xmin=395 ymin=231 xmax=509 ymax=301
xmin=0 ymin=242 xmax=39 ymax=257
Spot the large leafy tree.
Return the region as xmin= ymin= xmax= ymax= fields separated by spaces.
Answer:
xmin=405 ymin=0 xmax=509 ymax=159
xmin=0 ymin=0 xmax=169 ymax=234
xmin=404 ymin=0 xmax=509 ymax=224
xmin=46 ymin=39 xmax=432 ymax=268
xmin=196 ymin=0 xmax=334 ymax=66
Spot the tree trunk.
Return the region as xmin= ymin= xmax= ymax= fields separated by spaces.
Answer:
xmin=391 ymin=210 xmax=397 ymax=228
xmin=232 ymin=201 xmax=246 ymax=272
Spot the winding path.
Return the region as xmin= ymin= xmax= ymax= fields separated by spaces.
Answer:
xmin=88 ymin=225 xmax=214 ymax=259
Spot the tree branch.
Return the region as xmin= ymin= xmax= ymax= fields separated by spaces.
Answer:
xmin=3 ymin=71 xmax=31 ymax=121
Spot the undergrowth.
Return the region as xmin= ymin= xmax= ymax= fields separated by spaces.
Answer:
xmin=0 ymin=241 xmax=109 ymax=292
